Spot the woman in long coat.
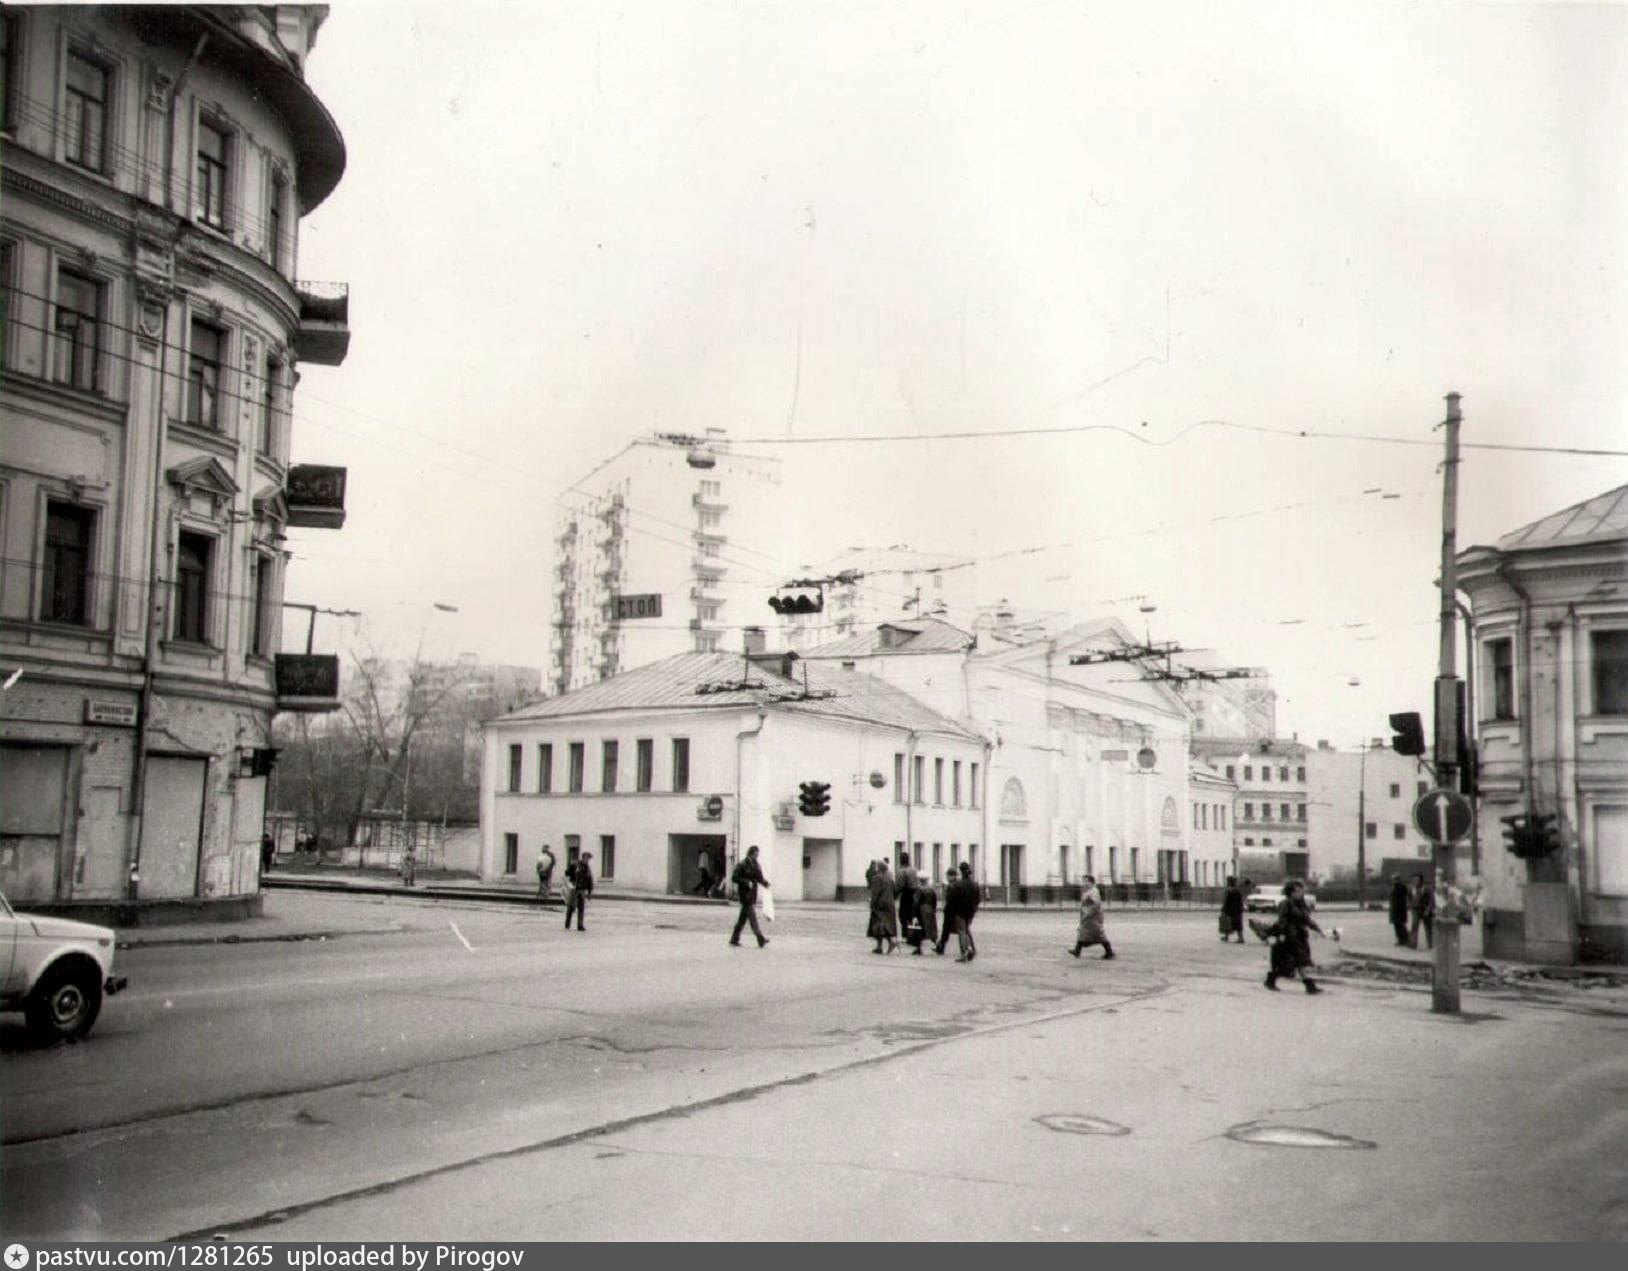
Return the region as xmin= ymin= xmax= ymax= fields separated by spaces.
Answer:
xmin=1265 ymin=879 xmax=1324 ymax=994
xmin=868 ymin=860 xmax=899 ymax=953
xmin=1068 ymin=875 xmax=1115 ymax=960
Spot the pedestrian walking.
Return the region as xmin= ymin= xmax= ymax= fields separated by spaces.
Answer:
xmin=897 ymin=856 xmax=921 ymax=946
xmin=564 ymin=851 xmax=593 ymax=931
xmin=1410 ymin=872 xmax=1436 ymax=950
xmin=911 ymin=877 xmax=938 ymax=954
xmin=1388 ymin=875 xmax=1411 ymax=947
xmin=260 ymin=832 xmax=276 ymax=874
xmin=1068 ymin=874 xmax=1115 ymax=960
xmin=400 ymin=845 xmax=416 ymax=888
xmin=729 ymin=845 xmax=770 ymax=948
xmin=934 ymin=867 xmax=963 ymax=957
xmin=1264 ymin=879 xmax=1325 ymax=994
xmin=695 ymin=848 xmax=715 ymax=897
xmin=956 ymin=861 xmax=980 ymax=961
xmin=536 ymin=844 xmax=556 ymax=900
xmin=869 ymin=859 xmax=899 ymax=954
xmin=1219 ymin=875 xmax=1245 ymax=943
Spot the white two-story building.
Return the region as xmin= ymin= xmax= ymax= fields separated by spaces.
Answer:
xmin=481 ymin=648 xmax=988 ymax=901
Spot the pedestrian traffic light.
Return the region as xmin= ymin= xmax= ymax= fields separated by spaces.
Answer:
xmin=1389 ymin=711 xmax=1427 ymax=757
xmin=798 ymin=780 xmax=831 ymax=817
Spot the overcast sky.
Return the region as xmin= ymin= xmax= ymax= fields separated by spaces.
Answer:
xmin=284 ymin=0 xmax=1627 ymax=745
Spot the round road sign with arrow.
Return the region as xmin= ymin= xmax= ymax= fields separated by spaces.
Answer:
xmin=1412 ymin=788 xmax=1473 ymax=844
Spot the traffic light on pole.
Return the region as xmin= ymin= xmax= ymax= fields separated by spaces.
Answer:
xmin=1529 ymin=813 xmax=1559 ymax=857
xmin=1389 ymin=711 xmax=1427 ymax=757
xmin=1500 ymin=813 xmax=1529 ymax=855
xmin=798 ymin=780 xmax=831 ymax=817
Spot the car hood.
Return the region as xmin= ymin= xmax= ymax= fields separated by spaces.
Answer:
xmin=20 ymin=914 xmax=116 ymax=946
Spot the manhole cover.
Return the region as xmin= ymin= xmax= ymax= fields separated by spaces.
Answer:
xmin=1227 ymin=1123 xmax=1376 ymax=1150
xmin=1035 ymin=1114 xmax=1131 ymax=1137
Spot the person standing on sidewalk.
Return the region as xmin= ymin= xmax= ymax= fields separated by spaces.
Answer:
xmin=565 ymin=852 xmax=593 ymax=931
xmin=695 ymin=848 xmax=715 ymax=897
xmin=536 ymin=845 xmax=556 ymax=901
xmin=1264 ymin=879 xmax=1325 ymax=994
xmin=1410 ymin=872 xmax=1436 ymax=950
xmin=1388 ymin=875 xmax=1411 ymax=947
xmin=1220 ymin=876 xmax=1245 ymax=943
xmin=1068 ymin=874 xmax=1115 ymax=960
xmin=729 ymin=845 xmax=770 ymax=948
xmin=897 ymin=856 xmax=921 ymax=948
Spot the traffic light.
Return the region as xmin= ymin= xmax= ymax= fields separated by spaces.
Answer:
xmin=1500 ymin=813 xmax=1529 ymax=855
xmin=1529 ymin=813 xmax=1560 ymax=857
xmin=1459 ymin=740 xmax=1480 ymax=800
xmin=770 ymin=592 xmax=824 ymax=615
xmin=1389 ymin=711 xmax=1427 ymax=757
xmin=798 ymin=780 xmax=831 ymax=817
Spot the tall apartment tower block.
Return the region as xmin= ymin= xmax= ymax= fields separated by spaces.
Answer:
xmin=549 ymin=431 xmax=782 ymax=694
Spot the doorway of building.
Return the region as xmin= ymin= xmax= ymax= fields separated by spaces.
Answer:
xmin=0 ymin=742 xmax=72 ymax=903
xmin=1000 ymin=843 xmax=1025 ymax=889
xmin=669 ymin=833 xmax=727 ymax=896
xmin=803 ymin=837 xmax=841 ymax=900
xmin=141 ymin=754 xmax=206 ymax=899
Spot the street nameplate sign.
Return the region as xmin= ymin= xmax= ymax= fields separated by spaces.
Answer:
xmin=85 ymin=700 xmax=137 ymax=727
xmin=1412 ymin=788 xmax=1473 ymax=844
xmin=614 ymin=593 xmax=662 ymax=620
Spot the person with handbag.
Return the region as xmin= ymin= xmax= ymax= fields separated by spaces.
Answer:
xmin=729 ymin=845 xmax=770 ymax=948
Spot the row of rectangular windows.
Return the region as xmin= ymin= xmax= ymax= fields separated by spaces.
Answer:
xmin=1241 ymin=803 xmax=1308 ymax=822
xmin=501 ymin=832 xmax=613 ymax=880
xmin=1486 ymin=632 xmax=1628 ymax=719
xmin=29 ymin=496 xmax=274 ymax=653
xmin=505 ymin=738 xmax=690 ymax=795
xmin=0 ymin=16 xmax=294 ymax=268
xmin=892 ymin=841 xmax=979 ymax=880
xmin=1240 ymin=838 xmax=1309 ymax=849
xmin=1192 ymin=803 xmax=1228 ymax=831
xmin=0 ymin=244 xmax=288 ymax=450
xmin=1223 ymin=764 xmax=1307 ymax=783
xmin=892 ymin=753 xmax=980 ymax=808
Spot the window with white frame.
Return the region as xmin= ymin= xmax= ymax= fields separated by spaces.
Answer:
xmin=1488 ymin=636 xmax=1516 ymax=720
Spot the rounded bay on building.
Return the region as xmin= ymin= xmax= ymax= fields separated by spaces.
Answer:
xmin=0 ymin=5 xmax=349 ymax=914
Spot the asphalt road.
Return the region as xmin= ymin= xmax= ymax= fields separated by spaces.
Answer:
xmin=4 ymin=894 xmax=1626 ymax=1241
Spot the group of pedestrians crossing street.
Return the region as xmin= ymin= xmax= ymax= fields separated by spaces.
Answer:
xmin=537 ymin=840 xmax=1331 ymax=994
xmin=865 ymin=857 xmax=982 ymax=960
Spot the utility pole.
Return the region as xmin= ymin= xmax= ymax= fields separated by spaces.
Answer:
xmin=1433 ymin=392 xmax=1464 ymax=1015
xmin=1356 ymin=742 xmax=1367 ymax=909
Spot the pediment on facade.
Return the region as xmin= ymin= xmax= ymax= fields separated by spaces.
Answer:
xmin=167 ymin=456 xmax=240 ymax=499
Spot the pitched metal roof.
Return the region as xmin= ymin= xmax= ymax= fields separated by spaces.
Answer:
xmin=1497 ymin=483 xmax=1628 ymax=552
xmin=495 ymin=652 xmax=983 ymax=741
xmin=799 ymin=617 xmax=977 ymax=659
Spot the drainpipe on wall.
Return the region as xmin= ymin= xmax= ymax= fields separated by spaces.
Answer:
xmin=981 ymin=737 xmax=994 ymax=897
xmin=733 ymin=707 xmax=767 ymax=887
xmin=904 ymin=730 xmax=918 ymax=872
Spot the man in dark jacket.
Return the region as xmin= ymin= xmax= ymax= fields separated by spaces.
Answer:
xmin=565 ymin=852 xmax=593 ymax=931
xmin=729 ymin=845 xmax=770 ymax=948
xmin=958 ymin=861 xmax=980 ymax=961
xmin=934 ymin=867 xmax=963 ymax=957
xmin=1221 ymin=876 xmax=1245 ymax=943
xmin=1388 ymin=875 xmax=1411 ymax=946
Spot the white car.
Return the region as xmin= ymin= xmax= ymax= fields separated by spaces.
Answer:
xmin=1244 ymin=884 xmax=1317 ymax=914
xmin=0 ymin=890 xmax=128 ymax=1042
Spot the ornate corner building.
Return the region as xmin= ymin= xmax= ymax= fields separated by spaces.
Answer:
xmin=0 ymin=5 xmax=349 ymax=911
